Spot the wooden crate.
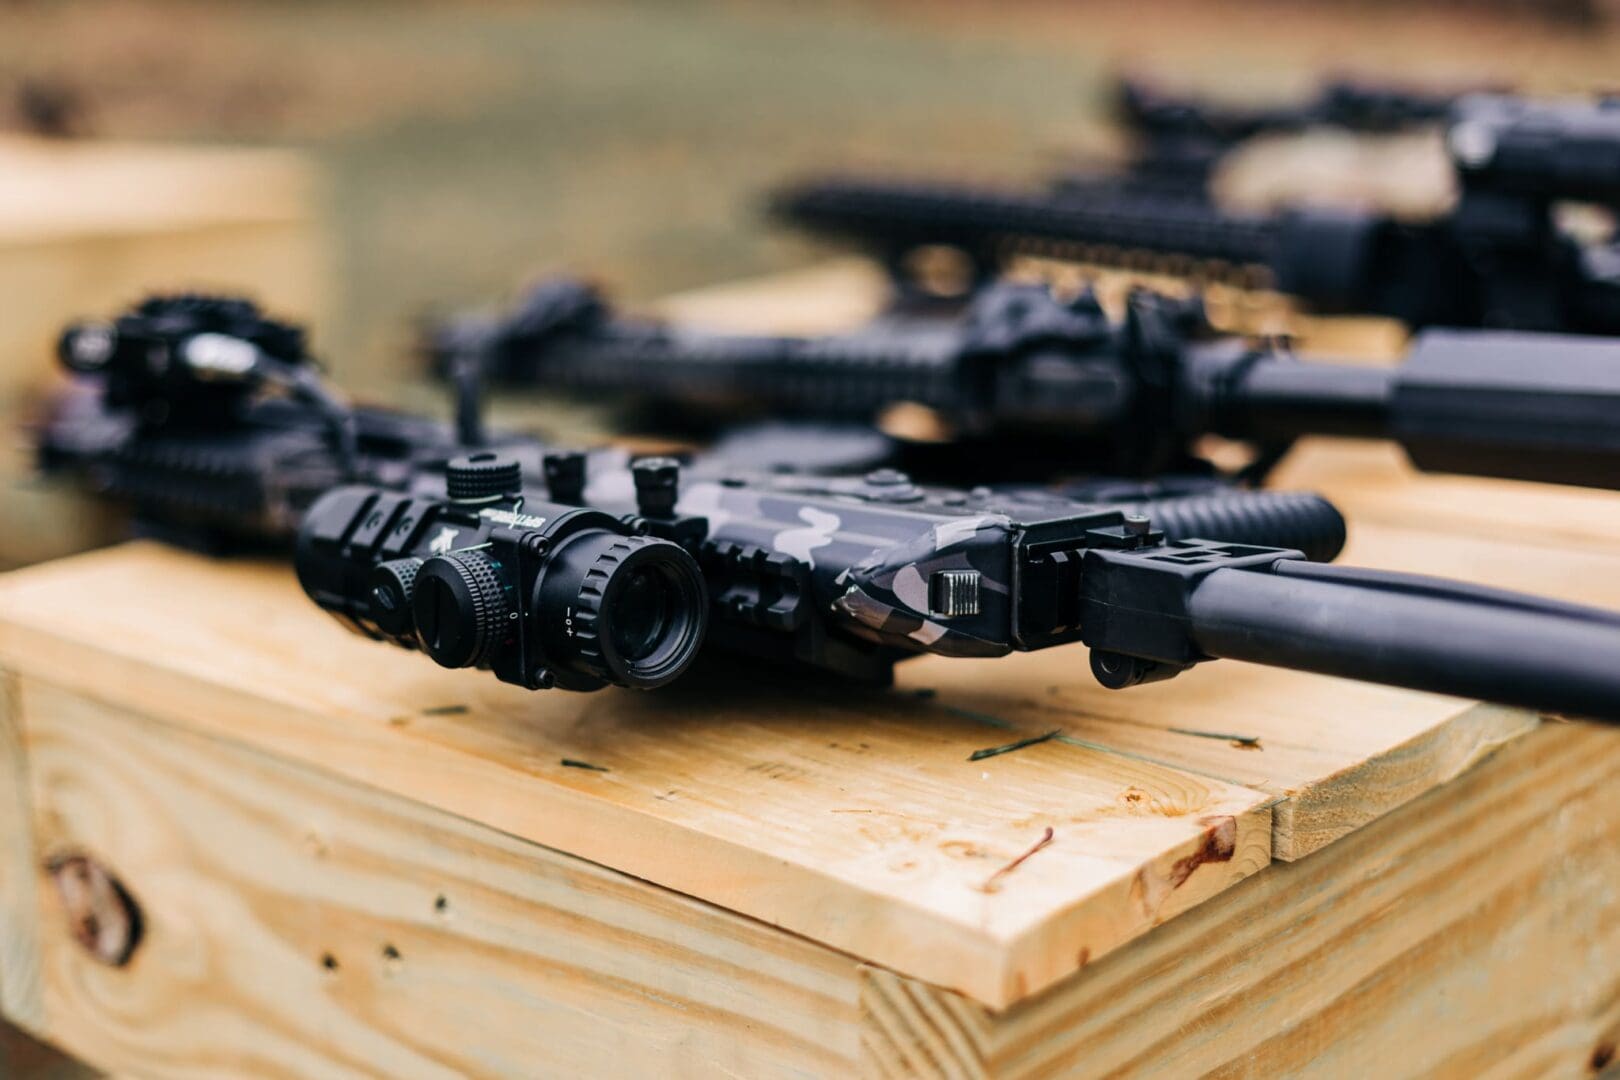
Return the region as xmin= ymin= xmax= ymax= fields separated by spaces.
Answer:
xmin=3 ymin=267 xmax=1620 ymax=1077
xmin=0 ymin=135 xmax=329 ymax=570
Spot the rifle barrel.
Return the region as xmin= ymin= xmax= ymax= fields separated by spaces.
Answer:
xmin=1203 ymin=329 xmax=1620 ymax=489
xmin=1188 ymin=560 xmax=1620 ymax=720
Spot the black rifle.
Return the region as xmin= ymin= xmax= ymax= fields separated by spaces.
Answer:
xmin=37 ymin=295 xmax=549 ymax=551
xmin=37 ymin=294 xmax=1349 ymax=563
xmin=436 ymin=277 xmax=1620 ymax=492
xmin=1074 ymin=73 xmax=1466 ymax=200
xmin=41 ymin=296 xmax=1620 ymax=718
xmin=773 ymin=94 xmax=1620 ymax=333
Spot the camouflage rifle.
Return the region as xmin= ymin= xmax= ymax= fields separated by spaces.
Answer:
xmin=773 ymin=94 xmax=1620 ymax=333
xmin=298 ymin=446 xmax=1620 ymax=718
xmin=435 ymin=276 xmax=1620 ymax=492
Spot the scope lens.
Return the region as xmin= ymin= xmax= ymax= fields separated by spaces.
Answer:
xmin=610 ymin=567 xmax=675 ymax=662
xmin=537 ymin=530 xmax=708 ymax=690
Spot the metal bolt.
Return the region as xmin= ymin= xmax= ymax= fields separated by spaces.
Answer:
xmin=542 ymin=450 xmax=587 ymax=504
xmin=632 ymin=457 xmax=681 ymax=518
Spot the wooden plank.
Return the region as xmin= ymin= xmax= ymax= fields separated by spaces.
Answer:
xmin=653 ymin=255 xmax=892 ymax=335
xmin=0 ymin=543 xmax=1273 ymax=1010
xmin=1271 ymin=438 xmax=1620 ymax=559
xmin=860 ymin=720 xmax=1620 ymax=1079
xmin=906 ymin=654 xmax=1536 ymax=863
xmin=17 ymin=677 xmax=861 ymax=1079
xmin=0 ymin=136 xmax=314 ymax=247
xmin=11 ymin=666 xmax=1620 ymax=1077
xmin=0 ymin=673 xmax=44 ymax=1034
xmin=0 ymin=138 xmax=325 ymax=410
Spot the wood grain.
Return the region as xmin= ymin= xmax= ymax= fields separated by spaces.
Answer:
xmin=653 ymin=256 xmax=892 ymax=336
xmin=1272 ymin=438 xmax=1620 ymax=563
xmin=19 ymin=678 xmax=860 ymax=1079
xmin=861 ymin=720 xmax=1620 ymax=1079
xmin=0 ymin=543 xmax=1273 ymax=1009
xmin=905 ymin=658 xmax=1537 ymax=862
xmin=0 ymin=672 xmax=45 ymax=1034
xmin=11 ymin=672 xmax=1620 ymax=1077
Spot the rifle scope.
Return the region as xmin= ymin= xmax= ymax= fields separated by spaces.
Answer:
xmin=296 ymin=453 xmax=709 ymax=693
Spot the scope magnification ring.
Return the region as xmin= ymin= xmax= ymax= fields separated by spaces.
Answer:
xmin=565 ymin=535 xmax=707 ymax=689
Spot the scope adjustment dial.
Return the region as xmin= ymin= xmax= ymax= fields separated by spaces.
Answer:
xmin=413 ymin=550 xmax=512 ymax=668
xmin=366 ymin=557 xmax=424 ymax=636
xmin=447 ymin=452 xmax=522 ymax=503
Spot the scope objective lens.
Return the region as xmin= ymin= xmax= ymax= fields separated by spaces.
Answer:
xmin=536 ymin=531 xmax=708 ymax=690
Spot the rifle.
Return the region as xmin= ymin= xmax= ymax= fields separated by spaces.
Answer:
xmin=298 ymin=447 xmax=1620 ymax=719
xmin=38 ymin=296 xmax=1620 ymax=718
xmin=38 ymin=294 xmax=545 ymax=551
xmin=1060 ymin=73 xmax=1467 ymax=202
xmin=772 ymin=94 xmax=1620 ymax=333
xmin=435 ymin=276 xmax=1620 ymax=492
xmin=38 ymin=294 xmax=1347 ymax=563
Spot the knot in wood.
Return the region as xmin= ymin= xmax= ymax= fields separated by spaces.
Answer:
xmin=47 ymin=853 xmax=143 ymax=967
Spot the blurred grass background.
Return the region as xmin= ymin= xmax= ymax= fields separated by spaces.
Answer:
xmin=2 ymin=0 xmax=1618 ymax=392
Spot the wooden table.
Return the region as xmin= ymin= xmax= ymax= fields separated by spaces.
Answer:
xmin=4 ymin=267 xmax=1620 ymax=1078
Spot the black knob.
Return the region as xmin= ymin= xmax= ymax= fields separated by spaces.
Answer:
xmin=412 ymin=551 xmax=511 ymax=668
xmin=59 ymin=321 xmax=119 ymax=373
xmin=365 ymin=558 xmax=423 ymax=636
xmin=446 ymin=452 xmax=521 ymax=503
xmin=1089 ymin=649 xmax=1181 ymax=688
xmin=543 ymin=450 xmax=587 ymax=504
xmin=632 ymin=457 xmax=680 ymax=518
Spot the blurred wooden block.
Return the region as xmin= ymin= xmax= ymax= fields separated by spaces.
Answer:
xmin=3 ymin=264 xmax=1620 ymax=1076
xmin=0 ymin=136 xmax=329 ymax=569
xmin=0 ymin=1018 xmax=96 ymax=1080
xmin=653 ymin=256 xmax=891 ymax=335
